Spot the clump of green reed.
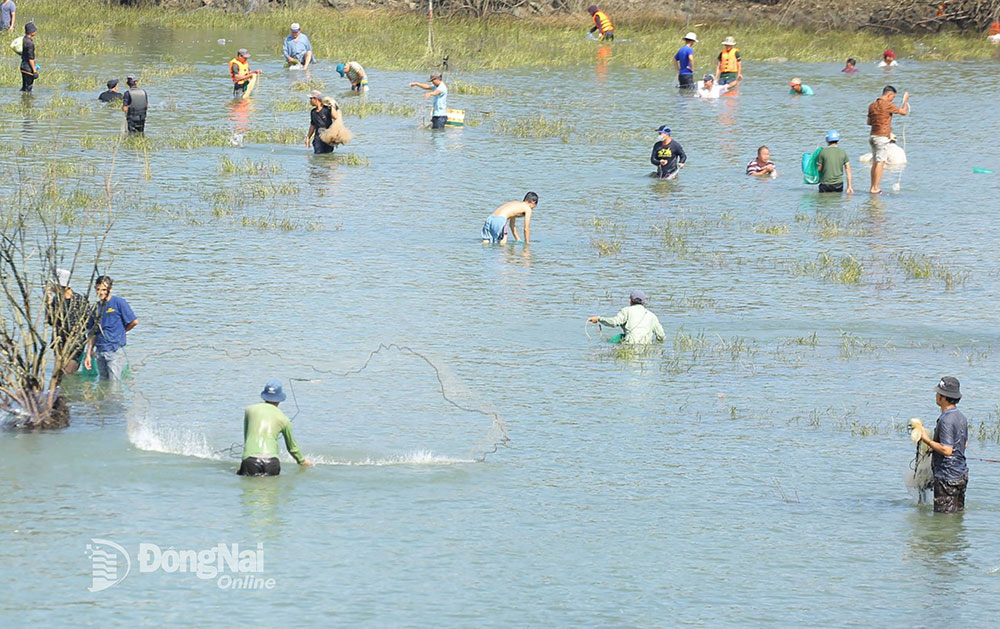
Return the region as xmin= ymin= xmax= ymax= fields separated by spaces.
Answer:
xmin=274 ymin=99 xmax=309 ymax=112
xmin=653 ymin=221 xmax=690 ymax=256
xmin=783 ymin=332 xmax=819 ymax=347
xmin=332 ymin=153 xmax=370 ymax=166
xmin=290 ymin=79 xmax=325 ymax=92
xmin=339 ymin=100 xmax=416 ymax=118
xmin=838 ymin=331 xmax=893 ymax=359
xmin=896 ymin=252 xmax=969 ymax=289
xmin=591 ymin=238 xmax=622 ymax=256
xmin=239 ymin=215 xmax=300 ymax=232
xmin=165 ymin=128 xmax=235 ymax=149
xmin=449 ymin=80 xmax=508 ymax=95
xmin=753 ymin=222 xmax=789 ymax=236
xmin=244 ymin=128 xmax=302 ymax=145
xmin=794 ymin=252 xmax=864 ymax=285
xmin=218 ymin=156 xmax=281 ymax=176
xmin=493 ymin=114 xmax=572 ymax=141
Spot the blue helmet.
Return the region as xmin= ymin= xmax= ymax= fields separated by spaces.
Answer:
xmin=336 ymin=62 xmax=346 ymax=77
xmin=825 ymin=130 xmax=840 ymax=142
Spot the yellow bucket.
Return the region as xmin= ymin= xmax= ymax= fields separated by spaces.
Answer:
xmin=445 ymin=108 xmax=465 ymax=127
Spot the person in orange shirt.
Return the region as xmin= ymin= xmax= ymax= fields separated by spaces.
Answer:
xmin=866 ymin=85 xmax=910 ymax=193
xmin=587 ymin=6 xmax=614 ymax=41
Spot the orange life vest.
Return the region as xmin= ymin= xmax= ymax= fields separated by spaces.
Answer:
xmin=593 ymin=11 xmax=613 ymax=34
xmin=229 ymin=57 xmax=249 ymax=83
xmin=719 ymin=47 xmax=740 ymax=74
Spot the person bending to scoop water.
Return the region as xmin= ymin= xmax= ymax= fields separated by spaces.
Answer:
xmin=337 ymin=61 xmax=368 ymax=92
xmin=650 ymin=125 xmax=687 ymax=179
xmin=238 ymin=380 xmax=313 ymax=476
xmin=481 ymin=193 xmax=537 ymax=245
xmin=588 ymin=290 xmax=665 ymax=344
xmin=282 ymin=23 xmax=313 ymax=69
xmin=586 ymin=5 xmax=614 ymax=41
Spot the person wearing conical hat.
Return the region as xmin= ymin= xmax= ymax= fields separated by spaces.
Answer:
xmin=715 ymin=36 xmax=742 ymax=85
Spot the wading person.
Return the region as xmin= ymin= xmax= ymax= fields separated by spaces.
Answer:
xmin=481 ymin=192 xmax=537 ymax=245
xmin=650 ymin=125 xmax=687 ymax=179
xmin=918 ymin=377 xmax=969 ymax=513
xmin=84 ymin=275 xmax=137 ymax=382
xmin=1 ymin=0 xmax=15 ymax=34
xmin=673 ymin=32 xmax=697 ymax=89
xmin=586 ymin=5 xmax=614 ymax=41
xmin=842 ymin=58 xmax=858 ymax=74
xmin=878 ymin=49 xmax=898 ymax=67
xmin=788 ymin=77 xmax=813 ymax=95
xmin=46 ymin=269 xmax=92 ymax=375
xmin=282 ymin=23 xmax=313 ymax=69
xmin=305 ymin=90 xmax=334 ymax=154
xmin=695 ymin=73 xmax=739 ymax=99
xmin=229 ymin=48 xmax=260 ymax=99
xmin=98 ymin=78 xmax=122 ymax=103
xmin=122 ymin=76 xmax=147 ymax=134
xmin=238 ymin=380 xmax=312 ymax=476
xmin=588 ymin=290 xmax=665 ymax=344
xmin=867 ymin=85 xmax=909 ymax=194
xmin=408 ymin=73 xmax=448 ymax=129
xmin=746 ymin=146 xmax=776 ymax=178
xmin=815 ymin=130 xmax=853 ymax=194
xmin=336 ymin=61 xmax=368 ymax=92
xmin=715 ymin=36 xmax=742 ymax=84
xmin=19 ymin=21 xmax=36 ymax=93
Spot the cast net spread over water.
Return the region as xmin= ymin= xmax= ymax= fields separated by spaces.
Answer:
xmin=126 ymin=343 xmax=509 ymax=466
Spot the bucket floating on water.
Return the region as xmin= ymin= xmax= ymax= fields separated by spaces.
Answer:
xmin=445 ymin=108 xmax=465 ymax=127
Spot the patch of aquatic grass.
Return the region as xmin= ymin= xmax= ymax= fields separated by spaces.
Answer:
xmin=290 ymin=79 xmax=325 ymax=92
xmin=794 ymin=252 xmax=864 ymax=285
xmin=274 ymin=99 xmax=310 ymax=112
xmin=652 ymin=222 xmax=690 ymax=256
xmin=783 ymin=332 xmax=820 ymax=347
xmin=339 ymin=100 xmax=417 ymax=118
xmin=218 ymin=156 xmax=281 ymax=176
xmin=165 ymin=128 xmax=235 ymax=149
xmin=449 ymin=80 xmax=508 ymax=95
xmin=239 ymin=215 xmax=301 ymax=232
xmin=137 ymin=64 xmax=196 ymax=80
xmin=245 ymin=129 xmax=302 ymax=145
xmin=331 ymin=153 xmax=371 ymax=167
xmin=896 ymin=252 xmax=969 ymax=289
xmin=839 ymin=331 xmax=894 ymax=359
xmin=673 ymin=328 xmax=708 ymax=355
xmin=494 ymin=115 xmax=572 ymax=141
xmin=795 ymin=213 xmax=869 ymax=238
xmin=591 ymin=238 xmax=622 ymax=256
xmin=753 ymin=222 xmax=789 ymax=236
xmin=1 ymin=95 xmax=89 ymax=121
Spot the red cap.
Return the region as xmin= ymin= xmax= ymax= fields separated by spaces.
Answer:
xmin=884 ymin=49 xmax=895 ymax=57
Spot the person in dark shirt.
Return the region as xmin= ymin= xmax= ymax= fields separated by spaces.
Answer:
xmin=919 ymin=376 xmax=970 ymax=514
xmin=649 ymin=125 xmax=687 ymax=179
xmin=45 ymin=268 xmax=92 ymax=375
xmin=19 ymin=21 xmax=37 ymax=92
xmin=98 ymin=78 xmax=122 ymax=103
xmin=122 ymin=75 xmax=148 ymax=133
xmin=305 ymin=90 xmax=335 ymax=154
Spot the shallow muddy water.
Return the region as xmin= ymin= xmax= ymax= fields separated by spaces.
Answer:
xmin=2 ymin=31 xmax=1000 ymax=626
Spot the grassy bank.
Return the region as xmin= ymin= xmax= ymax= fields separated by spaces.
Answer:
xmin=20 ymin=0 xmax=998 ymax=68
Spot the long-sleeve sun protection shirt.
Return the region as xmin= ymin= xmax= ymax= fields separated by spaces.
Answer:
xmin=242 ymin=402 xmax=305 ymax=463
xmin=597 ymin=304 xmax=666 ymax=344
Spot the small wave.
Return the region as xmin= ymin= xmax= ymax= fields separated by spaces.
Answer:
xmin=309 ymin=450 xmax=474 ymax=466
xmin=127 ymin=420 xmax=229 ymax=462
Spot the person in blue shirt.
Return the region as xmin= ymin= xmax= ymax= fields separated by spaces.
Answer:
xmin=673 ymin=32 xmax=697 ymax=89
xmin=282 ymin=23 xmax=313 ymax=69
xmin=788 ymin=77 xmax=814 ymax=95
xmin=84 ymin=275 xmax=138 ymax=381
xmin=918 ymin=376 xmax=970 ymax=513
xmin=409 ymin=73 xmax=449 ymax=129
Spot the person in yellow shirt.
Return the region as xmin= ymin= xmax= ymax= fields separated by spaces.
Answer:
xmin=714 ymin=36 xmax=742 ymax=85
xmin=586 ymin=6 xmax=614 ymax=41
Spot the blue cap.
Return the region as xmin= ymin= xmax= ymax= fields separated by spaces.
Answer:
xmin=656 ymin=125 xmax=672 ymax=134
xmin=336 ymin=62 xmax=346 ymax=77
xmin=260 ymin=379 xmax=286 ymax=403
xmin=825 ymin=130 xmax=840 ymax=142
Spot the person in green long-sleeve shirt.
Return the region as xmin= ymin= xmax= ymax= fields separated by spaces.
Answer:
xmin=238 ymin=379 xmax=313 ymax=476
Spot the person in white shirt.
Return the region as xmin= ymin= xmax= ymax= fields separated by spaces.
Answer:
xmin=695 ymin=73 xmax=739 ymax=99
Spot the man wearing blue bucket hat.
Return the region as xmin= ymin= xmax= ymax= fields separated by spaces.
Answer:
xmin=336 ymin=60 xmax=368 ymax=92
xmin=238 ymin=379 xmax=313 ymax=476
xmin=816 ymin=129 xmax=853 ymax=194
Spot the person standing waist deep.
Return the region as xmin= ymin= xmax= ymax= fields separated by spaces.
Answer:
xmin=673 ymin=32 xmax=697 ymax=90
xmin=84 ymin=275 xmax=138 ymax=382
xmin=122 ymin=75 xmax=147 ymax=134
xmin=918 ymin=376 xmax=969 ymax=514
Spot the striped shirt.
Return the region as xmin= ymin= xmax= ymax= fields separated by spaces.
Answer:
xmin=746 ymin=157 xmax=775 ymax=175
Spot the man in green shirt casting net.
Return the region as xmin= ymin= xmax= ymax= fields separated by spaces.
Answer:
xmin=238 ymin=379 xmax=313 ymax=476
